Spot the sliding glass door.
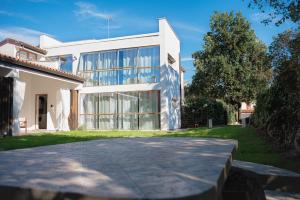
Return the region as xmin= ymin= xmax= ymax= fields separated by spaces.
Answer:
xmin=80 ymin=91 xmax=160 ymax=130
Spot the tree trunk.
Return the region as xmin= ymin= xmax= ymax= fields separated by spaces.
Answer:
xmin=294 ymin=127 xmax=300 ymax=155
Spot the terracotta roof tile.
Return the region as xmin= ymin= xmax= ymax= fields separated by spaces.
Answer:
xmin=0 ymin=38 xmax=47 ymax=55
xmin=0 ymin=53 xmax=84 ymax=83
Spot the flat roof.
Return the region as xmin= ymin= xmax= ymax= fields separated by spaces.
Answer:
xmin=43 ymin=32 xmax=159 ymax=49
xmin=0 ymin=53 xmax=84 ymax=83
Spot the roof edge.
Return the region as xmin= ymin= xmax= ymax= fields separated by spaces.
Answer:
xmin=0 ymin=53 xmax=84 ymax=83
xmin=0 ymin=38 xmax=47 ymax=55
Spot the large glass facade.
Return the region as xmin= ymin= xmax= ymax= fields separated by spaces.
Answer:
xmin=77 ymin=46 xmax=160 ymax=86
xmin=80 ymin=91 xmax=160 ymax=130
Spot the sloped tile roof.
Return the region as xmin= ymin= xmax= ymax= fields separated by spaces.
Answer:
xmin=0 ymin=53 xmax=84 ymax=83
xmin=0 ymin=38 xmax=47 ymax=55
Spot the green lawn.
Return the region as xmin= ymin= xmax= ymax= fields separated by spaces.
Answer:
xmin=0 ymin=126 xmax=299 ymax=173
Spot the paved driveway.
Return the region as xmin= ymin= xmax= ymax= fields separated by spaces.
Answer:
xmin=0 ymin=138 xmax=237 ymax=200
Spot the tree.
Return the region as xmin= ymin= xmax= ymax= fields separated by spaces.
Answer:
xmin=190 ymin=12 xmax=271 ymax=120
xmin=247 ymin=0 xmax=300 ymax=25
xmin=254 ymin=28 xmax=300 ymax=149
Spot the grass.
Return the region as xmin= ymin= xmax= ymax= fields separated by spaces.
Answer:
xmin=0 ymin=126 xmax=299 ymax=173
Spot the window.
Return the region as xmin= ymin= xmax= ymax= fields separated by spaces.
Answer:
xmin=46 ymin=55 xmax=73 ymax=73
xmin=80 ymin=91 xmax=160 ymax=130
xmin=77 ymin=46 xmax=160 ymax=86
xmin=17 ymin=50 xmax=37 ymax=61
xmin=60 ymin=55 xmax=73 ymax=72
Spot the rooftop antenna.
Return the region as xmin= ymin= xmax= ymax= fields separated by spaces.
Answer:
xmin=107 ymin=15 xmax=112 ymax=39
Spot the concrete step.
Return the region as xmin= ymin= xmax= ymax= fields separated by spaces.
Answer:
xmin=233 ymin=160 xmax=300 ymax=193
xmin=265 ymin=190 xmax=300 ymax=200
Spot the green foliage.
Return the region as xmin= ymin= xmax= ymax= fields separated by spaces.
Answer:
xmin=190 ymin=12 xmax=271 ymax=111
xmin=182 ymin=97 xmax=229 ymax=126
xmin=1 ymin=126 xmax=299 ymax=172
xmin=247 ymin=0 xmax=300 ymax=25
xmin=254 ymin=29 xmax=300 ymax=149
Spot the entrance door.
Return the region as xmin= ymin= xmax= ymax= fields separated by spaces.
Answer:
xmin=36 ymin=94 xmax=47 ymax=129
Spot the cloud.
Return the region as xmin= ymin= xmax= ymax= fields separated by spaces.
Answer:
xmin=0 ymin=27 xmax=45 ymax=45
xmin=181 ymin=57 xmax=194 ymax=62
xmin=73 ymin=1 xmax=156 ymax=33
xmin=0 ymin=10 xmax=37 ymax=22
xmin=173 ymin=21 xmax=204 ymax=34
xmin=74 ymin=1 xmax=112 ymax=20
xmin=250 ymin=12 xmax=281 ymax=24
xmin=251 ymin=12 xmax=269 ymax=22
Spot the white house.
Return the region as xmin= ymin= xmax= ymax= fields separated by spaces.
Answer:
xmin=0 ymin=39 xmax=83 ymax=136
xmin=0 ymin=18 xmax=184 ymax=135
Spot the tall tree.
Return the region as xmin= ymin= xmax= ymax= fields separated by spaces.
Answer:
xmin=247 ymin=0 xmax=300 ymax=25
xmin=190 ymin=12 xmax=271 ymax=119
xmin=254 ymin=28 xmax=300 ymax=148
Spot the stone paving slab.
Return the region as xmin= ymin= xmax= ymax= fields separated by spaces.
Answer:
xmin=0 ymin=138 xmax=237 ymax=200
xmin=233 ymin=160 xmax=300 ymax=193
xmin=233 ymin=160 xmax=300 ymax=177
xmin=265 ymin=190 xmax=300 ymax=200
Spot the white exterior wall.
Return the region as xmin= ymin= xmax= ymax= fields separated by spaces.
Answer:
xmin=18 ymin=71 xmax=79 ymax=132
xmin=180 ymin=70 xmax=185 ymax=105
xmin=0 ymin=43 xmax=16 ymax=57
xmin=40 ymin=18 xmax=182 ymax=130
xmin=159 ymin=18 xmax=181 ymax=130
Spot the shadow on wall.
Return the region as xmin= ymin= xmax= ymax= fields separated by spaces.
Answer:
xmin=160 ymin=64 xmax=181 ymax=130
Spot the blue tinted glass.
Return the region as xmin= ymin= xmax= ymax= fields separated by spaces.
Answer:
xmin=60 ymin=55 xmax=73 ymax=72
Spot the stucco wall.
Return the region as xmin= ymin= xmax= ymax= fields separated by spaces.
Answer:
xmin=159 ymin=18 xmax=181 ymax=130
xmin=0 ymin=43 xmax=16 ymax=57
xmin=160 ymin=65 xmax=181 ymax=130
xmin=18 ymin=71 xmax=77 ymax=132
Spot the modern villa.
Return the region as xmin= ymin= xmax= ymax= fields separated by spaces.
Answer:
xmin=0 ymin=18 xmax=184 ymax=135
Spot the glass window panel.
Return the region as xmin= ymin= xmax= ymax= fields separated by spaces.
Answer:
xmin=80 ymin=115 xmax=98 ymax=129
xmin=99 ymin=93 xmax=117 ymax=114
xmin=139 ymin=114 xmax=160 ymax=130
xmin=82 ymin=94 xmax=98 ymax=114
xmin=139 ymin=91 xmax=159 ymax=113
xmin=80 ymin=91 xmax=160 ymax=130
xmin=19 ymin=50 xmax=28 ymax=60
xmin=122 ymin=68 xmax=138 ymax=84
xmin=99 ymin=115 xmax=118 ymax=129
xmin=118 ymin=48 xmax=138 ymax=85
xmin=82 ymin=72 xmax=98 ymax=87
xmin=118 ymin=114 xmax=138 ymax=130
xmin=118 ymin=92 xmax=139 ymax=114
xmin=98 ymin=51 xmax=117 ymax=70
xmin=138 ymin=67 xmax=160 ymax=83
xmin=60 ymin=55 xmax=73 ymax=72
xmin=138 ymin=46 xmax=160 ymax=67
xmin=28 ymin=52 xmax=37 ymax=61
xmin=98 ymin=70 xmax=118 ymax=86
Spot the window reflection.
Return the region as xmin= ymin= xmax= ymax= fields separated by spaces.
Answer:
xmin=78 ymin=46 xmax=160 ymax=86
xmin=80 ymin=91 xmax=160 ymax=130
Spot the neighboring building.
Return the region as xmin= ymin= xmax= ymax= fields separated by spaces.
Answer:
xmin=240 ymin=102 xmax=255 ymax=120
xmin=0 ymin=18 xmax=184 ymax=135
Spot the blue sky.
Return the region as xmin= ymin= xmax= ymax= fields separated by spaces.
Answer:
xmin=0 ymin=0 xmax=293 ymax=82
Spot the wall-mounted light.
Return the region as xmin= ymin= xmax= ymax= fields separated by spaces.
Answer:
xmin=50 ymin=104 xmax=55 ymax=112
